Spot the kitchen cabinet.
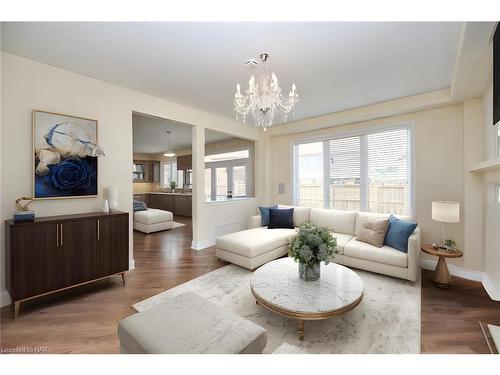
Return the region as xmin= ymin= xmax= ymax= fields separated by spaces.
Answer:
xmin=133 ymin=160 xmax=160 ymax=183
xmin=147 ymin=194 xmax=191 ymax=217
xmin=174 ymin=195 xmax=192 ymax=217
xmin=177 ymin=155 xmax=192 ymax=170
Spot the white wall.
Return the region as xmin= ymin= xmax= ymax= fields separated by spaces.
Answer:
xmin=0 ymin=52 xmax=261 ymax=306
xmin=482 ymin=81 xmax=500 ymax=295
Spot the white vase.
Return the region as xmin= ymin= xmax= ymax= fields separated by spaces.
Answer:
xmin=101 ymin=199 xmax=109 ymax=213
xmin=103 ymin=186 xmax=119 ymax=212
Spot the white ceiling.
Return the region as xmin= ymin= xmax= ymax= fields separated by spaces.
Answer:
xmin=132 ymin=113 xmax=233 ymax=154
xmin=1 ymin=22 xmax=462 ymax=124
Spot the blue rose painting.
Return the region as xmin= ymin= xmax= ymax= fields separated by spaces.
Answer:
xmin=33 ymin=111 xmax=98 ymax=199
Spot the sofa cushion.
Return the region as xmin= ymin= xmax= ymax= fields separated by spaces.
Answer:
xmin=118 ymin=292 xmax=267 ymax=354
xmin=216 ymin=227 xmax=296 ymax=258
xmin=259 ymin=205 xmax=278 ymax=226
xmin=330 ymin=232 xmax=353 ymax=255
xmin=134 ymin=209 xmax=173 ymax=225
xmin=356 ymin=218 xmax=389 ymax=248
xmin=384 ymin=215 xmax=418 ymax=253
xmin=278 ymin=205 xmax=311 ymax=227
xmin=310 ymin=208 xmax=356 ymax=235
xmin=268 ymin=208 xmax=294 ymax=229
xmin=344 ymin=238 xmax=408 ymax=268
xmin=354 ymin=212 xmax=411 ymax=237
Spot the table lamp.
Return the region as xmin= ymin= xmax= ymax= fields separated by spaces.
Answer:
xmin=432 ymin=201 xmax=460 ymax=249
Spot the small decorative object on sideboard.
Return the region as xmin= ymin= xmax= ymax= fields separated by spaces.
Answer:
xmin=101 ymin=198 xmax=110 ymax=213
xmin=103 ymin=186 xmax=119 ymax=212
xmin=444 ymin=239 xmax=457 ymax=252
xmin=169 ymin=181 xmax=177 ymax=191
xmin=13 ymin=196 xmax=35 ymax=223
xmin=289 ymin=220 xmax=337 ymax=281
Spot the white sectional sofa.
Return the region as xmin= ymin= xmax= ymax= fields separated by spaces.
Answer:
xmin=215 ymin=206 xmax=420 ymax=281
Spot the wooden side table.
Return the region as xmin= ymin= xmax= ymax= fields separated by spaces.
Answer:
xmin=421 ymin=245 xmax=463 ymax=288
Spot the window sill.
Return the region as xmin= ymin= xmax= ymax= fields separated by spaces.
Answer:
xmin=204 ymin=197 xmax=256 ymax=206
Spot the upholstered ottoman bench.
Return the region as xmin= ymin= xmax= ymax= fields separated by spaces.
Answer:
xmin=133 ymin=208 xmax=173 ymax=233
xmin=118 ymin=292 xmax=267 ymax=354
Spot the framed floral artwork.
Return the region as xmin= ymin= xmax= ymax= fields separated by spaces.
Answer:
xmin=33 ymin=110 xmax=98 ymax=199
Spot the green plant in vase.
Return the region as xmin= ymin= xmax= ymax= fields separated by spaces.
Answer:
xmin=289 ymin=220 xmax=337 ymax=281
xmin=169 ymin=181 xmax=177 ymax=191
xmin=444 ymin=239 xmax=456 ymax=251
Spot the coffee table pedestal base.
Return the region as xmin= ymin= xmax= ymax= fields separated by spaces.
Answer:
xmin=297 ymin=320 xmax=305 ymax=341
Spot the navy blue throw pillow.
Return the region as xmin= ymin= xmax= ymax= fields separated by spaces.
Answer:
xmin=133 ymin=200 xmax=148 ymax=212
xmin=259 ymin=205 xmax=278 ymax=226
xmin=384 ymin=215 xmax=417 ymax=252
xmin=268 ymin=208 xmax=294 ymax=229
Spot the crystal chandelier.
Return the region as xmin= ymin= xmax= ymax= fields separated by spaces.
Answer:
xmin=234 ymin=53 xmax=298 ymax=130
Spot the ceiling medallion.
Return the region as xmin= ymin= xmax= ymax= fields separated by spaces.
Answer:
xmin=234 ymin=53 xmax=298 ymax=131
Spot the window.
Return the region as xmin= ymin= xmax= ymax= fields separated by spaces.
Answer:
xmin=296 ymin=142 xmax=323 ymax=208
xmin=205 ymin=149 xmax=251 ymax=201
xmin=232 ymin=166 xmax=246 ymax=197
xmin=177 ymin=170 xmax=184 ymax=189
xmin=163 ymin=162 xmax=177 ymax=187
xmin=216 ymin=167 xmax=228 ymax=199
xmin=329 ymin=137 xmax=360 ymax=210
xmin=497 ymin=123 xmax=500 ymax=157
xmin=204 ymin=169 xmax=212 ymax=201
xmin=294 ymin=124 xmax=413 ymax=216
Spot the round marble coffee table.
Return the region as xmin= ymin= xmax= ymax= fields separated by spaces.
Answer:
xmin=250 ymin=257 xmax=364 ymax=340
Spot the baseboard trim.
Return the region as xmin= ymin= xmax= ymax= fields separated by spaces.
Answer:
xmin=1 ymin=289 xmax=12 ymax=307
xmin=482 ymin=274 xmax=500 ymax=301
xmin=420 ymin=259 xmax=500 ymax=301
xmin=129 ymin=259 xmax=135 ymax=270
xmin=420 ymin=258 xmax=484 ymax=282
xmin=191 ymin=239 xmax=216 ymax=251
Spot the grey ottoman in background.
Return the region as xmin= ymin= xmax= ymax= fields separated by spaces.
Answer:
xmin=118 ymin=292 xmax=267 ymax=354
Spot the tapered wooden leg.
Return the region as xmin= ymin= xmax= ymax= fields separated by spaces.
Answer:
xmin=14 ymin=301 xmax=20 ymax=320
xmin=121 ymin=273 xmax=126 ymax=286
xmin=434 ymin=256 xmax=451 ymax=288
xmin=297 ymin=320 xmax=305 ymax=341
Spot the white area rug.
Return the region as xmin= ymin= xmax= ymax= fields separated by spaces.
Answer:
xmin=133 ymin=264 xmax=421 ymax=354
xmin=171 ymin=221 xmax=185 ymax=229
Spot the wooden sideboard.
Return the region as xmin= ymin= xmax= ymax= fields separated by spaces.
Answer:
xmin=5 ymin=211 xmax=129 ymax=318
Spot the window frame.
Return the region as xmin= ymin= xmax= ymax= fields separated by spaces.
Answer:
xmin=205 ymin=157 xmax=251 ymax=201
xmin=292 ymin=121 xmax=416 ymax=218
xmin=162 ymin=162 xmax=177 ymax=188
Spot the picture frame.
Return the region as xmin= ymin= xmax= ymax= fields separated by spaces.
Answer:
xmin=32 ymin=109 xmax=99 ymax=200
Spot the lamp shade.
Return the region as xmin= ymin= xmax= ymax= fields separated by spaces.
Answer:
xmin=432 ymin=201 xmax=460 ymax=223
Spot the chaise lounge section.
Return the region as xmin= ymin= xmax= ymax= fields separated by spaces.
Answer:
xmin=215 ymin=206 xmax=420 ymax=281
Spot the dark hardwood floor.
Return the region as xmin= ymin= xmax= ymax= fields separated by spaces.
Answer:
xmin=0 ymin=216 xmax=227 ymax=353
xmin=421 ymin=269 xmax=500 ymax=354
xmin=1 ymin=218 xmax=498 ymax=354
